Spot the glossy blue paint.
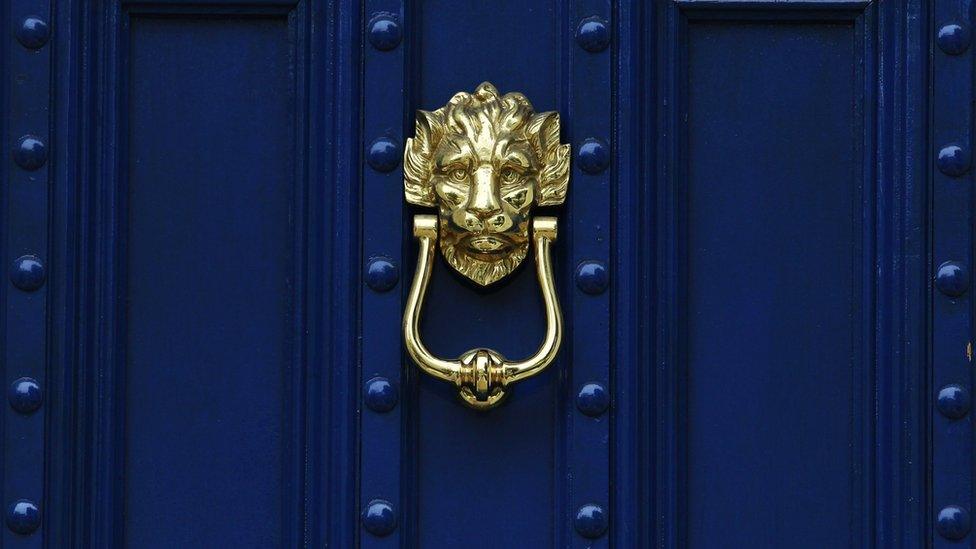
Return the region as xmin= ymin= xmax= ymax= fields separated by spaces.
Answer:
xmin=937 ymin=505 xmax=972 ymax=540
xmin=32 ymin=0 xmax=360 ymax=547
xmin=364 ymin=377 xmax=398 ymax=413
xmin=368 ymin=13 xmax=402 ymax=51
xmin=9 ymin=255 xmax=45 ymax=292
xmin=575 ymin=260 xmax=609 ymax=295
xmin=576 ymin=16 xmax=610 ymax=53
xmin=576 ymin=138 xmax=610 ymax=174
xmin=937 ymin=143 xmax=970 ymax=177
xmin=15 ymin=17 xmax=50 ymax=50
xmin=933 ymin=1 xmax=974 ymax=546
xmin=366 ymin=137 xmax=401 ymax=172
xmin=937 ymin=384 xmax=971 ymax=420
xmin=3 ymin=0 xmax=960 ymax=546
xmin=5 ymin=500 xmax=40 ymax=535
xmin=361 ymin=499 xmax=397 ymax=537
xmin=573 ymin=503 xmax=608 ymax=539
xmin=3 ymin=0 xmax=51 ymax=541
xmin=576 ymin=383 xmax=609 ymax=417
xmin=938 ymin=22 xmax=970 ymax=55
xmin=7 ymin=378 xmax=42 ymax=415
xmin=936 ymin=260 xmax=969 ymax=297
xmin=365 ymin=257 xmax=399 ymax=292
xmin=11 ymin=135 xmax=47 ymax=171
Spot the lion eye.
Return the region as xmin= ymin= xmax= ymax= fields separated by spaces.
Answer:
xmin=500 ymin=167 xmax=519 ymax=183
xmin=449 ymin=168 xmax=468 ymax=182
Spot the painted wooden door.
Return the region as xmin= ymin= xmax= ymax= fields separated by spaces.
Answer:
xmin=0 ymin=0 xmax=966 ymax=547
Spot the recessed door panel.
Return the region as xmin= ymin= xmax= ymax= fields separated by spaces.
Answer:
xmin=125 ymin=16 xmax=296 ymax=548
xmin=685 ymin=20 xmax=859 ymax=547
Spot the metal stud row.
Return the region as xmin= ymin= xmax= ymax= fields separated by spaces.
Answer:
xmin=569 ymin=11 xmax=612 ymax=541
xmin=933 ymin=10 xmax=973 ymax=543
xmin=360 ymin=5 xmax=406 ymax=541
xmin=5 ymin=11 xmax=51 ymax=539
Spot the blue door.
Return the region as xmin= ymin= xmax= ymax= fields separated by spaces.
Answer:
xmin=1 ymin=0 xmax=969 ymax=547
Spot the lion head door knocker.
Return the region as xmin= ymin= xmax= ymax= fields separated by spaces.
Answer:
xmin=401 ymin=82 xmax=570 ymax=409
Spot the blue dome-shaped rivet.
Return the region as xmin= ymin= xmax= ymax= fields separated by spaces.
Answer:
xmin=576 ymin=16 xmax=610 ymax=53
xmin=365 ymin=377 xmax=398 ymax=413
xmin=368 ymin=13 xmax=402 ymax=51
xmin=576 ymin=260 xmax=608 ymax=295
xmin=5 ymin=500 xmax=40 ymax=535
xmin=577 ymin=382 xmax=609 ymax=417
xmin=8 ymin=378 xmax=42 ymax=415
xmin=362 ymin=499 xmax=396 ymax=537
xmin=367 ymin=137 xmax=400 ymax=173
xmin=16 ymin=17 xmax=50 ymax=50
xmin=574 ymin=503 xmax=608 ymax=539
xmin=365 ymin=256 xmax=398 ymax=292
xmin=578 ymin=138 xmax=610 ymax=174
xmin=937 ymin=505 xmax=971 ymax=540
xmin=937 ymin=144 xmax=970 ymax=177
xmin=938 ymin=23 xmax=970 ymax=55
xmin=10 ymin=255 xmax=46 ymax=292
xmin=937 ymin=384 xmax=970 ymax=419
xmin=936 ymin=261 xmax=968 ymax=298
xmin=12 ymin=135 xmax=47 ymax=171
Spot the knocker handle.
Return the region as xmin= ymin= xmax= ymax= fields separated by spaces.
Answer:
xmin=402 ymin=215 xmax=563 ymax=410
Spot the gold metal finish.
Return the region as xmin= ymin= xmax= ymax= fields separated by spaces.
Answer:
xmin=403 ymin=81 xmax=570 ymax=285
xmin=403 ymin=215 xmax=562 ymax=409
xmin=401 ymin=82 xmax=569 ymax=409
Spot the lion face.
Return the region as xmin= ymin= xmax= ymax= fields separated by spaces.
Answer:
xmin=404 ymin=82 xmax=570 ymax=285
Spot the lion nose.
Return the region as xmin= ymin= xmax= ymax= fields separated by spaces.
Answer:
xmin=469 ymin=167 xmax=502 ymax=219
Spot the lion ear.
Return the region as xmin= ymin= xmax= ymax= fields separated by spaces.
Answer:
xmin=404 ymin=110 xmax=443 ymax=207
xmin=529 ymin=112 xmax=570 ymax=206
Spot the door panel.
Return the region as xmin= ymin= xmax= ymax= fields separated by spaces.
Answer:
xmin=685 ymin=20 xmax=859 ymax=546
xmin=125 ymin=16 xmax=295 ymax=547
xmin=649 ymin=2 xmax=930 ymax=548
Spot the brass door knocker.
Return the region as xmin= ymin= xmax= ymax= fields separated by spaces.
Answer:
xmin=401 ymin=82 xmax=570 ymax=410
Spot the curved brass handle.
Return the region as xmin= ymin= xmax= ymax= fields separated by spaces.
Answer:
xmin=403 ymin=215 xmax=563 ymax=409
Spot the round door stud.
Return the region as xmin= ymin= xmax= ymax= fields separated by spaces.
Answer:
xmin=937 ymin=144 xmax=970 ymax=177
xmin=938 ymin=505 xmax=971 ymax=540
xmin=365 ymin=256 xmax=399 ymax=292
xmin=12 ymin=135 xmax=47 ymax=171
xmin=574 ymin=503 xmax=608 ymax=539
xmin=576 ymin=260 xmax=608 ymax=295
xmin=16 ymin=17 xmax=50 ymax=50
xmin=5 ymin=499 xmax=40 ymax=535
xmin=361 ymin=499 xmax=397 ymax=537
xmin=576 ymin=382 xmax=609 ymax=417
xmin=576 ymin=16 xmax=610 ymax=53
xmin=577 ymin=138 xmax=610 ymax=174
xmin=8 ymin=378 xmax=42 ymax=415
xmin=937 ymin=384 xmax=971 ymax=419
xmin=368 ymin=13 xmax=402 ymax=51
xmin=367 ymin=137 xmax=401 ymax=173
xmin=936 ymin=261 xmax=968 ymax=298
xmin=938 ymin=23 xmax=970 ymax=55
xmin=364 ymin=377 xmax=398 ymax=413
xmin=10 ymin=255 xmax=46 ymax=292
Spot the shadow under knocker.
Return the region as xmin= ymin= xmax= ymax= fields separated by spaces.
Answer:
xmin=400 ymin=82 xmax=570 ymax=410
